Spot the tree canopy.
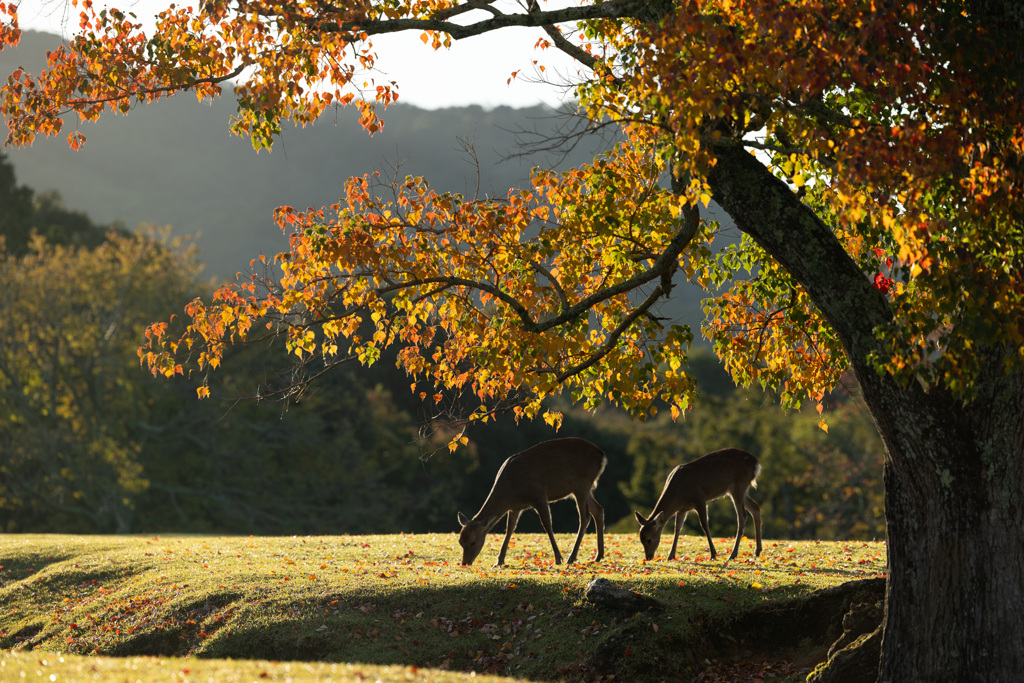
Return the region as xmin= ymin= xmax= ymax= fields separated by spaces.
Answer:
xmin=1 ymin=2 xmax=1018 ymax=427
xmin=2 ymin=0 xmax=1023 ymax=680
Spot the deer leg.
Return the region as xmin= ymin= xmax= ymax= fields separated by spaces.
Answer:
xmin=534 ymin=501 xmax=563 ymax=565
xmin=565 ymin=494 xmax=590 ymax=565
xmin=667 ymin=510 xmax=686 ymax=560
xmin=696 ymin=505 xmax=717 ymax=560
xmin=745 ymin=494 xmax=763 ymax=556
xmin=588 ymin=492 xmax=605 ymax=562
xmin=728 ymin=492 xmax=748 ymax=560
xmin=495 ymin=510 xmax=522 ymax=566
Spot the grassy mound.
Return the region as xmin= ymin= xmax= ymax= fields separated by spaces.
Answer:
xmin=1 ymin=533 xmax=886 ymax=681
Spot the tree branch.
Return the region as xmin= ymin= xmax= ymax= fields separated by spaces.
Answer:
xmin=531 ymin=260 xmax=570 ymax=314
xmin=705 ymin=140 xmax=891 ymax=362
xmin=549 ymin=279 xmax=667 ymax=383
xmin=540 ymin=24 xmax=604 ymax=73
xmin=323 ymin=0 xmax=645 ymax=41
xmin=525 ymin=204 xmax=698 ymax=383
xmin=431 ymin=0 xmax=502 ymax=21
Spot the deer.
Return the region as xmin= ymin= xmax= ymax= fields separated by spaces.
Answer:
xmin=634 ymin=448 xmax=762 ymax=562
xmin=457 ymin=437 xmax=607 ymax=567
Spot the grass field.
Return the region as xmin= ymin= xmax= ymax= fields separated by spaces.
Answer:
xmin=0 ymin=532 xmax=886 ymax=681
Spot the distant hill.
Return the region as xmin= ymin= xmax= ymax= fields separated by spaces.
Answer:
xmin=2 ymin=30 xmax=725 ymax=333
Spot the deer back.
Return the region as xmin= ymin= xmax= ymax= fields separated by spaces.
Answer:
xmin=477 ymin=437 xmax=607 ymax=517
xmin=655 ymin=448 xmax=759 ymax=514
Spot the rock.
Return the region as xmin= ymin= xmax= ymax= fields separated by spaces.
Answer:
xmin=585 ymin=578 xmax=663 ymax=612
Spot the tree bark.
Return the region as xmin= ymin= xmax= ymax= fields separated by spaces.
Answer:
xmin=873 ymin=355 xmax=1024 ymax=682
xmin=706 ymin=142 xmax=1024 ymax=681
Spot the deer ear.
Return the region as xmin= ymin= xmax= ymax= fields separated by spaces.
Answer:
xmin=634 ymin=510 xmax=648 ymax=526
xmin=458 ymin=511 xmax=471 ymax=527
xmin=651 ymin=511 xmax=666 ymax=525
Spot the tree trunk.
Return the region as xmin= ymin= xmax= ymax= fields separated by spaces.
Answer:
xmin=869 ymin=353 xmax=1024 ymax=682
xmin=705 ymin=143 xmax=1024 ymax=681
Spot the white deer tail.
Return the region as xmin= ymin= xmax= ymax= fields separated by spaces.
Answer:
xmin=750 ymin=461 xmax=762 ymax=489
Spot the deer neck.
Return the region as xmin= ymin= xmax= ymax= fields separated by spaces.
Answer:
xmin=471 ymin=497 xmax=508 ymax=530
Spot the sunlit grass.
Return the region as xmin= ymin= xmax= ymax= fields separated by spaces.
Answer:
xmin=0 ymin=651 xmax=518 ymax=682
xmin=1 ymin=533 xmax=886 ymax=681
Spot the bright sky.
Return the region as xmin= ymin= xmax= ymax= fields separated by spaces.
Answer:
xmin=16 ymin=0 xmax=588 ymax=110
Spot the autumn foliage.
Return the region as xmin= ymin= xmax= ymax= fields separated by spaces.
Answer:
xmin=145 ymin=136 xmax=701 ymax=436
xmin=577 ymin=0 xmax=1024 ymax=403
xmin=0 ymin=1 xmax=1017 ymax=444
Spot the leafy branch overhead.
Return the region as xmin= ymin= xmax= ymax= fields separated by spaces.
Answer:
xmin=0 ymin=0 xmax=638 ymax=148
xmin=2 ymin=0 xmax=1021 ymax=438
xmin=144 ymin=139 xmax=706 ymax=431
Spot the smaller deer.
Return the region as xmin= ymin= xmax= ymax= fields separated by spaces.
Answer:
xmin=634 ymin=448 xmax=762 ymax=561
xmin=457 ymin=437 xmax=606 ymax=566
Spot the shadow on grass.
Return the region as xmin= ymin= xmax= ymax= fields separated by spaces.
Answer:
xmin=3 ymin=556 xmax=886 ymax=682
xmin=0 ymin=545 xmax=108 ymax=582
xmin=1 ymin=562 xmax=150 ymax=651
xmin=197 ymin=580 xmax=588 ymax=677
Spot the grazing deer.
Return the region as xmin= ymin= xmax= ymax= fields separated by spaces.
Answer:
xmin=634 ymin=448 xmax=762 ymax=561
xmin=457 ymin=437 xmax=607 ymax=566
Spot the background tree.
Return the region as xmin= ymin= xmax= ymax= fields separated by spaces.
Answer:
xmin=0 ymin=153 xmax=120 ymax=254
xmin=0 ymin=153 xmax=32 ymax=249
xmin=0 ymin=229 xmax=202 ymax=531
xmin=2 ymin=1 xmax=1022 ymax=680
